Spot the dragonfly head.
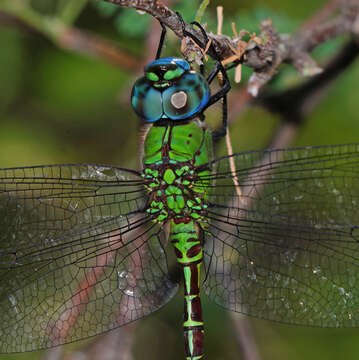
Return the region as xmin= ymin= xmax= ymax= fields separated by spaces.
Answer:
xmin=131 ymin=57 xmax=210 ymax=123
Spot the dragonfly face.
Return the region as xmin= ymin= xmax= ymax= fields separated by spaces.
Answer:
xmin=131 ymin=57 xmax=210 ymax=122
xmin=145 ymin=57 xmax=190 ymax=88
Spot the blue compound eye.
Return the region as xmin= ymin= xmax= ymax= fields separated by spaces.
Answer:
xmin=162 ymin=71 xmax=210 ymax=120
xmin=131 ymin=77 xmax=162 ymax=122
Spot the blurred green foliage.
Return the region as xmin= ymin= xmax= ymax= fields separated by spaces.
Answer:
xmin=1 ymin=0 xmax=359 ymax=359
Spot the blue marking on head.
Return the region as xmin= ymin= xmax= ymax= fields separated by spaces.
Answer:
xmin=145 ymin=57 xmax=190 ymax=72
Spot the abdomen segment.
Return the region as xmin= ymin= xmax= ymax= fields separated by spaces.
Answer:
xmin=170 ymin=220 xmax=204 ymax=360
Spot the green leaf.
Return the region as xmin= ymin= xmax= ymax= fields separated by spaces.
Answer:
xmin=195 ymin=0 xmax=210 ymax=23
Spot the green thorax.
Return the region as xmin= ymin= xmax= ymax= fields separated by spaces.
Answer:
xmin=141 ymin=120 xmax=212 ymax=223
xmin=143 ymin=120 xmax=212 ymax=166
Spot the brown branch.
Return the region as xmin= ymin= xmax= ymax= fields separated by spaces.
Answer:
xmin=230 ymin=314 xmax=262 ymax=360
xmin=215 ymin=0 xmax=359 ymax=138
xmin=300 ymin=0 xmax=343 ymax=30
xmin=2 ymin=0 xmax=358 ymax=91
xmin=63 ymin=325 xmax=136 ymax=360
xmin=223 ymin=37 xmax=359 ymax=162
xmin=257 ymin=39 xmax=359 ymax=124
xmin=104 ymin=0 xmax=359 ymax=95
xmin=246 ymin=0 xmax=359 ymax=95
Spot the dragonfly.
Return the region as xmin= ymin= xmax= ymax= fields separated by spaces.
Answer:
xmin=1 ymin=17 xmax=359 ymax=360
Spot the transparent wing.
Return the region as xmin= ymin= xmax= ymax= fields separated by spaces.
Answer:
xmin=200 ymin=143 xmax=359 ymax=327
xmin=0 ymin=164 xmax=177 ymax=353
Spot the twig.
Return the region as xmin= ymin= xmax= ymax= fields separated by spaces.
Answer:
xmin=63 ymin=325 xmax=136 ymax=360
xmin=216 ymin=7 xmax=244 ymax=201
xmin=217 ymin=8 xmax=259 ymax=359
xmin=300 ymin=0 xmax=343 ymax=30
xmin=2 ymin=0 xmax=358 ymax=93
xmin=103 ymin=0 xmax=359 ymax=95
xmin=223 ymin=0 xmax=359 ymax=134
xmin=257 ymin=39 xmax=359 ymax=124
xmin=230 ymin=313 xmax=262 ymax=360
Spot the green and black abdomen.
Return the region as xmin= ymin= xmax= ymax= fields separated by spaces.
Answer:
xmin=142 ymin=121 xmax=212 ymax=359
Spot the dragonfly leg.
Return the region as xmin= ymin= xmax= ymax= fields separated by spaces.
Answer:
xmin=176 ymin=13 xmax=230 ymax=138
xmin=155 ymin=21 xmax=167 ymax=59
xmin=203 ymin=42 xmax=230 ymax=139
xmin=212 ymin=94 xmax=228 ymax=139
xmin=202 ymin=59 xmax=230 ymax=139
